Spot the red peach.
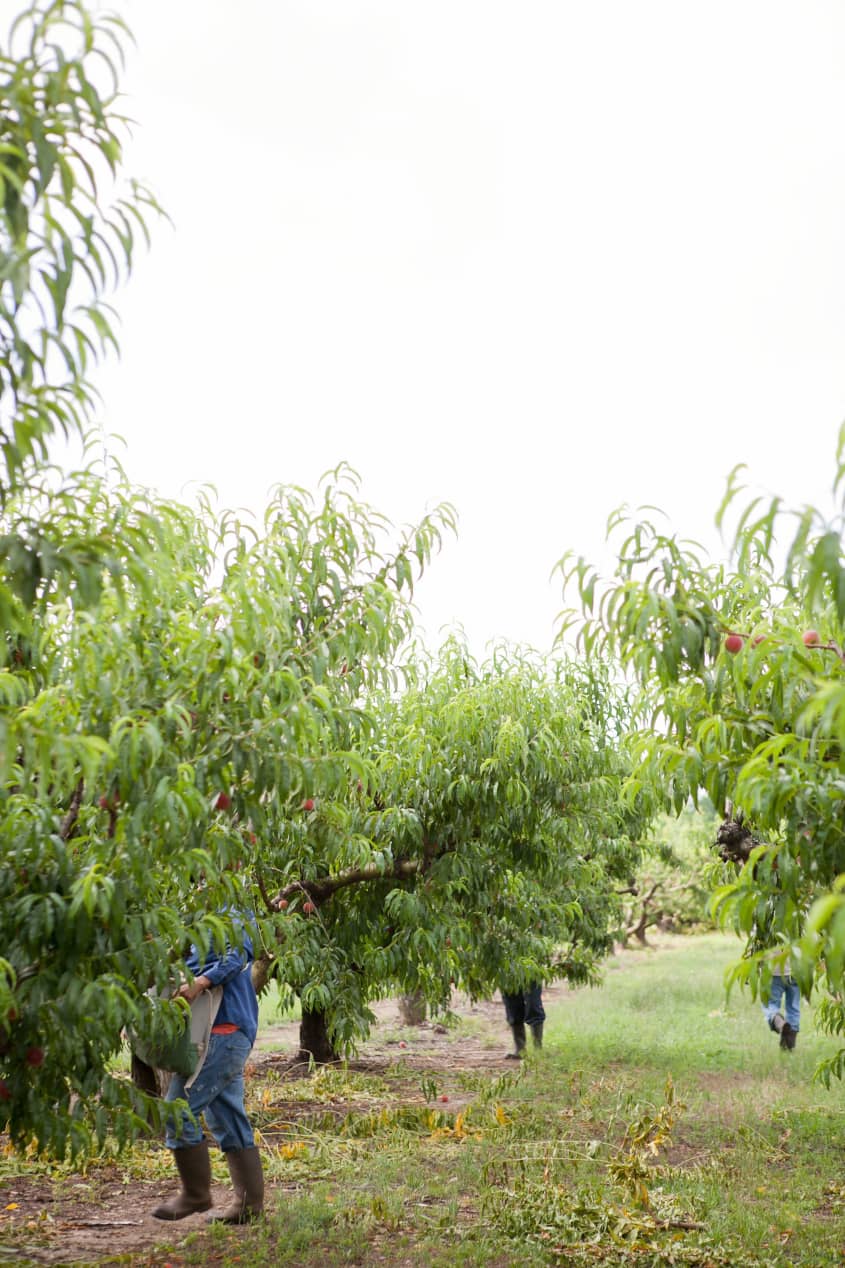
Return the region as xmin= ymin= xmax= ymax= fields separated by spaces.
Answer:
xmin=803 ymin=629 xmax=821 ymax=647
xmin=25 ymin=1046 xmax=44 ymax=1067
xmin=724 ymin=634 xmax=744 ymax=654
xmin=214 ymin=792 xmax=232 ymax=811
xmin=302 ymin=798 xmax=315 ymax=812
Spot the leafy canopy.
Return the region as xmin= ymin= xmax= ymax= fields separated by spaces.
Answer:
xmin=0 ymin=0 xmax=162 ymax=636
xmin=558 ymin=425 xmax=845 ymax=1080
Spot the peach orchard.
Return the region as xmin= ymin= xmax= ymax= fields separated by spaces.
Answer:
xmin=5 ymin=0 xmax=845 ymax=1171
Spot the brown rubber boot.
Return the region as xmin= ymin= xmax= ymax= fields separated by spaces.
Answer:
xmin=208 ymin=1146 xmax=265 ymax=1224
xmin=505 ymin=1022 xmax=527 ymax=1060
xmin=780 ymin=1022 xmax=797 ymax=1051
xmin=152 ymin=1141 xmax=213 ymax=1220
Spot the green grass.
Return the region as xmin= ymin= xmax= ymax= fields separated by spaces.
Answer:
xmin=256 ymin=978 xmax=299 ymax=1029
xmin=6 ymin=933 xmax=845 ymax=1267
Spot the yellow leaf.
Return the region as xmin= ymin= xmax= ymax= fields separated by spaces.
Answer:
xmin=5 ymin=1203 xmax=19 ymax=1210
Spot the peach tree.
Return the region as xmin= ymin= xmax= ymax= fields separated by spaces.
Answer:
xmin=265 ymin=640 xmax=655 ymax=1063
xmin=0 ymin=463 xmax=456 ymax=1155
xmin=558 ymin=427 xmax=845 ymax=1080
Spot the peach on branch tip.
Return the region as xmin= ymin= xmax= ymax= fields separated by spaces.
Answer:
xmin=803 ymin=629 xmax=821 ymax=647
xmin=724 ymin=634 xmax=744 ymax=654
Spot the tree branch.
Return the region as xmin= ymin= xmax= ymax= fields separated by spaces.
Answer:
xmin=60 ymin=778 xmax=85 ymax=842
xmin=273 ymin=857 xmax=423 ymax=908
xmin=254 ymin=866 xmax=276 ymax=915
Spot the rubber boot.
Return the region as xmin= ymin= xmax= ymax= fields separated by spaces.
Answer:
xmin=208 ymin=1146 xmax=265 ymax=1224
xmin=530 ymin=1022 xmax=544 ymax=1049
xmin=780 ymin=1022 xmax=797 ymax=1051
xmin=769 ymin=1012 xmax=785 ymax=1035
xmin=152 ymin=1141 xmax=213 ymax=1220
xmin=505 ymin=1022 xmax=527 ymax=1060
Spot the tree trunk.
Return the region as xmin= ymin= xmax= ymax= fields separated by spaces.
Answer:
xmin=298 ymin=1006 xmax=339 ymax=1064
xmin=252 ymin=955 xmax=273 ymax=995
xmin=398 ymin=990 xmax=427 ymax=1025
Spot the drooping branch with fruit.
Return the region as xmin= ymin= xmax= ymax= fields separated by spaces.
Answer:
xmin=557 ymin=427 xmax=845 ymax=1081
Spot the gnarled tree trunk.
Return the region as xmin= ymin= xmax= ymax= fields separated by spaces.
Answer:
xmin=298 ymin=1006 xmax=339 ymax=1064
xmin=398 ymin=990 xmax=427 ymax=1025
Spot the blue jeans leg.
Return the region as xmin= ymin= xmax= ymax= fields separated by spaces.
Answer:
xmin=783 ymin=978 xmax=801 ymax=1031
xmin=523 ymin=984 xmax=545 ymax=1029
xmin=762 ymin=975 xmax=800 ymax=1033
xmin=165 ymin=1030 xmax=254 ymax=1152
xmin=502 ymin=992 xmax=525 ymax=1027
xmin=503 ymin=985 xmax=545 ymax=1028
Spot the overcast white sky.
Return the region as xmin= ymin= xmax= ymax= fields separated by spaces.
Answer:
xmin=89 ymin=0 xmax=845 ymax=655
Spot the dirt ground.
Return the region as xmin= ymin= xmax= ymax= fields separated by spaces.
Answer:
xmin=0 ymin=985 xmax=566 ymax=1267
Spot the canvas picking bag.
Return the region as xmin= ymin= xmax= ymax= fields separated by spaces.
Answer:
xmin=131 ymin=985 xmax=223 ymax=1082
